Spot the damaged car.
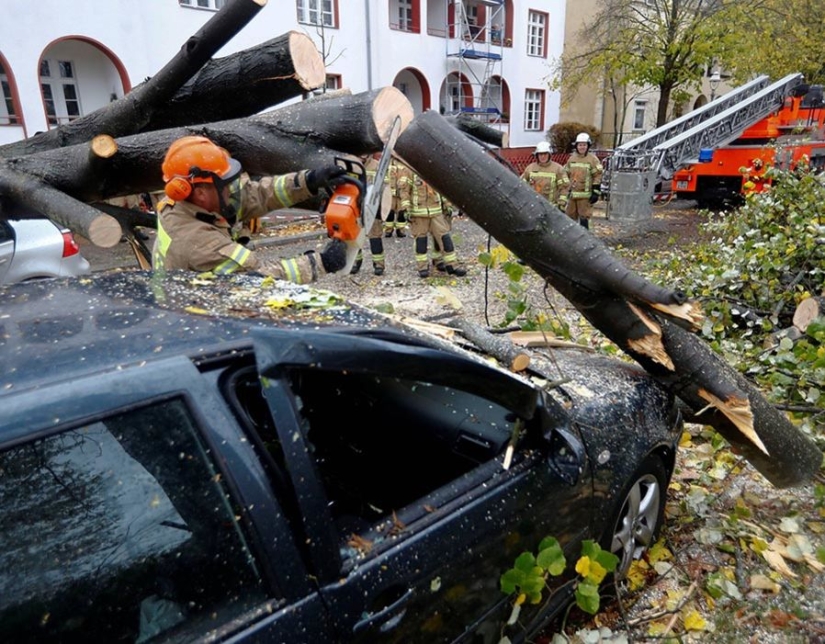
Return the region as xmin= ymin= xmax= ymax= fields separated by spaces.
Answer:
xmin=0 ymin=271 xmax=682 ymax=643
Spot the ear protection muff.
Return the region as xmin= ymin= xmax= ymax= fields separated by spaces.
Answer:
xmin=164 ymin=176 xmax=192 ymax=201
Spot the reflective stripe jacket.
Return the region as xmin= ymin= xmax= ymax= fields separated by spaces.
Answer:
xmin=564 ymin=152 xmax=603 ymax=199
xmin=152 ymin=172 xmax=323 ymax=283
xmin=521 ymin=160 xmax=570 ymax=206
xmin=397 ymin=165 xmax=450 ymax=217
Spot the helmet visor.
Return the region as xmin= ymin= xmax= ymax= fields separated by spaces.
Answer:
xmin=214 ymin=158 xmax=243 ymax=223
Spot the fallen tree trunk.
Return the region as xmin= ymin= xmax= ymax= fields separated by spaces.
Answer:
xmin=0 ymin=166 xmax=121 ymax=247
xmin=395 ymin=110 xmax=822 ymax=488
xmin=3 ymin=87 xmax=413 ymax=212
xmin=0 ymin=0 xmax=267 ymax=159
xmin=445 ymin=114 xmax=508 ymax=148
xmin=124 ymin=31 xmax=325 ymax=133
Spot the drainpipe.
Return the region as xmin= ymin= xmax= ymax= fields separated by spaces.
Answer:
xmin=364 ymin=0 xmax=374 ymax=90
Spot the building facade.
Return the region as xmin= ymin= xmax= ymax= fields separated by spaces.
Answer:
xmin=0 ymin=0 xmax=566 ymax=148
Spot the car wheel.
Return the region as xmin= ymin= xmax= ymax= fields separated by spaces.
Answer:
xmin=607 ymin=455 xmax=668 ymax=578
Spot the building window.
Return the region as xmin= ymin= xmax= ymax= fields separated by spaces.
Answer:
xmin=40 ymin=59 xmax=82 ymax=127
xmin=633 ymin=100 xmax=647 ymax=131
xmin=524 ymin=89 xmax=544 ymax=131
xmin=0 ymin=61 xmax=17 ymax=125
xmin=179 ymin=0 xmax=225 ymax=9
xmin=527 ymin=10 xmax=547 ymax=58
xmin=304 ymin=73 xmax=342 ymax=99
xmin=297 ymin=0 xmax=337 ymax=28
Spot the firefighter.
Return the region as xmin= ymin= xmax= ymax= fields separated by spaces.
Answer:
xmin=741 ymin=157 xmax=770 ymax=196
xmin=153 ymin=135 xmax=347 ymax=282
xmin=564 ymin=132 xmax=604 ymax=229
xmin=397 ymin=163 xmax=466 ymax=278
xmin=383 ymin=157 xmax=408 ymax=238
xmin=521 ymin=141 xmax=570 ymax=210
xmin=349 ymin=153 xmax=390 ymax=276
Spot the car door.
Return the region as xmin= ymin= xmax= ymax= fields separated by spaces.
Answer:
xmin=0 ymin=218 xmax=13 ymax=283
xmin=252 ymin=327 xmax=593 ymax=644
xmin=0 ymin=355 xmax=336 ymax=644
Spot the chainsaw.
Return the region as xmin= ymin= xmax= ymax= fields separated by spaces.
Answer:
xmin=323 ymin=116 xmax=402 ymax=274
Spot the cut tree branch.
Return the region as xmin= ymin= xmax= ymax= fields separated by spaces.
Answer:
xmin=4 ymin=87 xmax=414 ymax=208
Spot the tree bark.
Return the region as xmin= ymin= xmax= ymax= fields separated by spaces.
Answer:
xmin=395 ymin=109 xmax=822 ymax=488
xmin=448 ymin=318 xmax=531 ymax=372
xmin=0 ymin=0 xmax=268 ymax=159
xmin=131 ymin=31 xmax=326 ymax=132
xmin=3 ymin=87 xmax=414 ymax=207
xmin=445 ymin=114 xmax=508 ymax=148
xmin=0 ymin=167 xmax=121 ymax=247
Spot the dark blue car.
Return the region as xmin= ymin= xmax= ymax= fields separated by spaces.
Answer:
xmin=0 ymin=271 xmax=681 ymax=643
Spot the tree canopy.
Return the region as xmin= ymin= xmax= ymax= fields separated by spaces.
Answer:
xmin=554 ymin=0 xmax=825 ymax=134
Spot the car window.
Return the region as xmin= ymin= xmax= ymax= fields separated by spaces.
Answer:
xmin=286 ymin=369 xmax=517 ymax=538
xmin=0 ymin=398 xmax=269 ymax=643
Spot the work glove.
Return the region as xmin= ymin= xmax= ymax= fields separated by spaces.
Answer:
xmin=318 ymin=238 xmax=348 ymax=273
xmin=589 ymin=189 xmax=600 ymax=205
xmin=306 ymin=165 xmax=347 ymax=195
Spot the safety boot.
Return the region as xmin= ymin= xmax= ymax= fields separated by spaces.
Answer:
xmin=418 ymin=269 xmax=430 ymax=278
xmin=350 ymin=258 xmax=363 ymax=275
xmin=395 ymin=227 xmax=407 ymax=238
xmin=445 ymin=264 xmax=467 ymax=277
xmin=373 ymin=263 xmax=385 ymax=276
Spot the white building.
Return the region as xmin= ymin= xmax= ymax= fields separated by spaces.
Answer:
xmin=0 ymin=0 xmax=565 ymax=148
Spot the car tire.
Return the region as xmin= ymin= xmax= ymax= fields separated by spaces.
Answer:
xmin=606 ymin=454 xmax=669 ymax=578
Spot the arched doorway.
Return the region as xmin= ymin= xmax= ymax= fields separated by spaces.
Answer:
xmin=440 ymin=72 xmax=473 ymax=115
xmin=393 ymin=67 xmax=430 ymax=114
xmin=39 ymin=37 xmax=130 ymax=127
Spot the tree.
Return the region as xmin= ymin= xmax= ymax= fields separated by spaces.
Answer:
xmin=554 ymin=0 xmax=731 ymax=129
xmin=718 ymin=0 xmax=825 ymax=85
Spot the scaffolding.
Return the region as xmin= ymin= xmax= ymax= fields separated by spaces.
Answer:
xmin=444 ymin=0 xmax=504 ymax=122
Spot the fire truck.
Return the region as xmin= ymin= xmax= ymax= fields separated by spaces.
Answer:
xmin=672 ymin=82 xmax=825 ymax=209
xmin=603 ymin=73 xmax=825 ymax=219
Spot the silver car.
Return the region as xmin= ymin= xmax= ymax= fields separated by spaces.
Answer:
xmin=0 ymin=217 xmax=91 ymax=284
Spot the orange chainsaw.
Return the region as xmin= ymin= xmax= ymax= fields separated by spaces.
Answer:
xmin=323 ymin=116 xmax=402 ymax=274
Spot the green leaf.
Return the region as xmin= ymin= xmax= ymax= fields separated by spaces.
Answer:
xmin=500 ymin=568 xmax=524 ymax=594
xmin=575 ymin=580 xmax=601 ymax=615
xmin=536 ymin=539 xmax=567 ymax=576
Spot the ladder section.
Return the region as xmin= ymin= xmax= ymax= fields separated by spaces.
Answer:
xmin=445 ymin=0 xmax=504 ymax=122
xmin=654 ymin=73 xmax=804 ymax=179
xmin=617 ymin=75 xmax=773 ymax=155
xmin=606 ymin=73 xmax=804 ymax=220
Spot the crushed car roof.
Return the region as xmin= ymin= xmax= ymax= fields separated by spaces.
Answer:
xmin=0 ymin=270 xmax=539 ymax=413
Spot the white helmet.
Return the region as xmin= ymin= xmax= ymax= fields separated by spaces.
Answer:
xmin=575 ymin=132 xmax=592 ymax=145
xmin=534 ymin=141 xmax=552 ymax=155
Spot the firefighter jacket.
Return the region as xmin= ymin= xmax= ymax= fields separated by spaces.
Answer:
xmin=564 ymin=152 xmax=604 ymax=199
xmin=363 ymin=156 xmax=393 ymax=217
xmin=153 ymin=171 xmax=324 ymax=284
xmin=397 ymin=165 xmax=451 ymax=217
xmin=521 ymin=160 xmax=570 ymax=207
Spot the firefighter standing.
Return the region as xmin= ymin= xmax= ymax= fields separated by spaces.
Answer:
xmin=153 ymin=135 xmax=347 ymax=282
xmin=521 ymin=141 xmax=570 ymax=210
xmin=349 ymin=153 xmax=390 ymax=276
xmin=397 ymin=164 xmax=466 ymax=278
xmin=741 ymin=157 xmax=770 ymax=196
xmin=382 ymin=158 xmax=408 ymax=238
xmin=564 ymin=132 xmax=603 ymax=229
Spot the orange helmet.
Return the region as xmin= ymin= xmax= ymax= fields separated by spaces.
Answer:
xmin=162 ymin=136 xmax=241 ymax=200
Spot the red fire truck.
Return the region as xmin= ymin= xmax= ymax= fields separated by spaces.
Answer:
xmin=672 ymin=83 xmax=825 ymax=209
